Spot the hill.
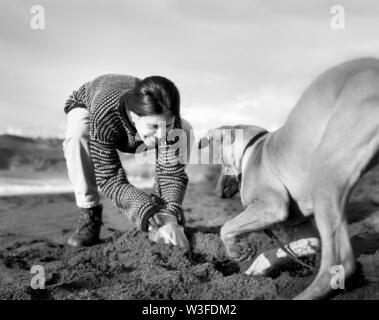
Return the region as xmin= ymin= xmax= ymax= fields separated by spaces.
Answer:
xmin=0 ymin=134 xmax=66 ymax=172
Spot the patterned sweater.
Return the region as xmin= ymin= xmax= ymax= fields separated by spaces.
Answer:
xmin=64 ymin=74 xmax=188 ymax=232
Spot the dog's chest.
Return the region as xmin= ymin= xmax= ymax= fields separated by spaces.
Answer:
xmin=239 ymin=149 xmax=269 ymax=207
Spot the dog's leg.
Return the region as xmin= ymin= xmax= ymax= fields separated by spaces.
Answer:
xmin=220 ymin=193 xmax=289 ymax=261
xmin=294 ymin=99 xmax=379 ymax=300
xmin=294 ymin=185 xmax=355 ymax=300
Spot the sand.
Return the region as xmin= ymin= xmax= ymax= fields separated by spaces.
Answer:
xmin=0 ymin=168 xmax=378 ymax=300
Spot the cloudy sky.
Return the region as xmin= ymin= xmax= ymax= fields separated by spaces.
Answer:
xmin=1 ymin=0 xmax=379 ymax=137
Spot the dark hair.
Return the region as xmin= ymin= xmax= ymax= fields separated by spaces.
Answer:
xmin=128 ymin=76 xmax=180 ymax=119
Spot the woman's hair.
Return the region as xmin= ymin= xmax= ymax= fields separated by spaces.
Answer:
xmin=128 ymin=76 xmax=180 ymax=119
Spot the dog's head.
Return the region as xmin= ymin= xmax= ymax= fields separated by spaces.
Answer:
xmin=199 ymin=125 xmax=267 ymax=198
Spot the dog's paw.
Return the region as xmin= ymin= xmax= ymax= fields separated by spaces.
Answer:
xmin=222 ymin=234 xmax=257 ymax=262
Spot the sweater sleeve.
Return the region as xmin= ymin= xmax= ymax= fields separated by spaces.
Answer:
xmin=89 ymin=110 xmax=162 ymax=232
xmin=152 ymin=121 xmax=189 ymax=226
xmin=64 ymin=83 xmax=89 ymax=114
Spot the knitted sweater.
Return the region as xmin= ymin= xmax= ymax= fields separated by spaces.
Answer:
xmin=64 ymin=74 xmax=188 ymax=232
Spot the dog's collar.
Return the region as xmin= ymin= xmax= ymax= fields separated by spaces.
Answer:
xmin=241 ymin=131 xmax=268 ymax=158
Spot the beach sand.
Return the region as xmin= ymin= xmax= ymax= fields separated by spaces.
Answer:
xmin=0 ymin=166 xmax=378 ymax=300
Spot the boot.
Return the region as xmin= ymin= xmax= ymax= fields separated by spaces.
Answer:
xmin=67 ymin=204 xmax=103 ymax=247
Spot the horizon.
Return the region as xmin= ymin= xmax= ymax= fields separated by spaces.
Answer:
xmin=1 ymin=0 xmax=379 ymax=138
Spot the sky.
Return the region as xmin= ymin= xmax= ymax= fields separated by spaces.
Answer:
xmin=0 ymin=0 xmax=379 ymax=138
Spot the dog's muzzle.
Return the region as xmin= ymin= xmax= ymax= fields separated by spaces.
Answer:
xmin=214 ymin=174 xmax=240 ymax=198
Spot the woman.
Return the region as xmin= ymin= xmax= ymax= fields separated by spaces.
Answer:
xmin=63 ymin=74 xmax=191 ymax=248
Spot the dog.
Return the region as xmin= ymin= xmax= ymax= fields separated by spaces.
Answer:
xmin=201 ymin=57 xmax=379 ymax=299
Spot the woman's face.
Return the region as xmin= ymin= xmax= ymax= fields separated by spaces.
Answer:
xmin=130 ymin=112 xmax=175 ymax=147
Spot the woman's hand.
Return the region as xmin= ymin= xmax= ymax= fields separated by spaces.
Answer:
xmin=148 ymin=214 xmax=164 ymax=230
xmin=148 ymin=210 xmax=190 ymax=250
xmin=148 ymin=209 xmax=175 ymax=229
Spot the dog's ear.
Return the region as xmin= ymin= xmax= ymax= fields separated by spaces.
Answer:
xmin=198 ymin=127 xmax=236 ymax=149
xmin=206 ymin=128 xmax=225 ymax=142
xmin=198 ymin=128 xmax=223 ymax=149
